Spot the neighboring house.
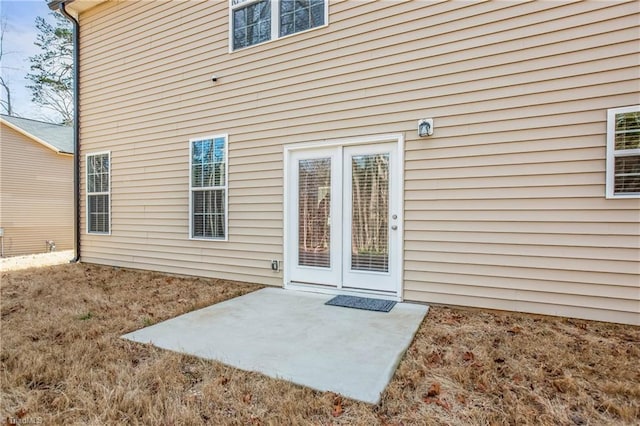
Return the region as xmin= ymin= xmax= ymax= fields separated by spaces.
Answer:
xmin=54 ymin=1 xmax=638 ymax=324
xmin=0 ymin=115 xmax=74 ymax=257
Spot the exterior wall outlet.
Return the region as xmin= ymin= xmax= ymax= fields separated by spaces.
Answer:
xmin=271 ymin=260 xmax=280 ymax=271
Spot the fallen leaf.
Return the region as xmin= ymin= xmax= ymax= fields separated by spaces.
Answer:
xmin=456 ymin=394 xmax=466 ymax=404
xmin=332 ymin=403 xmax=343 ymax=417
xmin=435 ymin=398 xmax=451 ymax=411
xmin=426 ymin=351 xmax=442 ymax=365
xmin=422 ymin=396 xmax=451 ymax=411
xmin=463 ymin=351 xmax=475 ymax=362
xmin=15 ymin=408 xmax=27 ymax=419
xmin=427 ymin=382 xmax=441 ymax=397
xmin=332 ymin=396 xmax=343 ymax=417
xmin=508 ymin=326 xmax=522 ymax=335
xmin=243 ymin=393 xmax=252 ymax=404
xmin=218 ymin=377 xmax=228 ymax=386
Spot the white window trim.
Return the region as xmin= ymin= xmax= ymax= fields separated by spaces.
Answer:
xmin=85 ymin=151 xmax=111 ymax=235
xmin=606 ymin=105 xmax=640 ymax=199
xmin=188 ymin=134 xmax=229 ymax=241
xmin=228 ymin=0 xmax=329 ymax=53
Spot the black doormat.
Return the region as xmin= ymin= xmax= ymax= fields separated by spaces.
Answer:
xmin=325 ymin=295 xmax=397 ymax=312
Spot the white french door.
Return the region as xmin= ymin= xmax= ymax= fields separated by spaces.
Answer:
xmin=285 ymin=138 xmax=402 ymax=296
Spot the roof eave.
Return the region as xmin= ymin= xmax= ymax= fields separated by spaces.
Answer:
xmin=47 ymin=0 xmax=70 ymax=11
xmin=48 ymin=0 xmax=106 ymax=14
xmin=1 ymin=118 xmax=67 ymax=155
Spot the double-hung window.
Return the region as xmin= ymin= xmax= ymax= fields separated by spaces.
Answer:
xmin=86 ymin=152 xmax=110 ymax=234
xmin=230 ymin=0 xmax=327 ymax=51
xmin=190 ymin=135 xmax=228 ymax=240
xmin=606 ymin=105 xmax=640 ymax=198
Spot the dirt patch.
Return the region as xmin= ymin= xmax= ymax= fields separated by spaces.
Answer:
xmin=1 ymin=263 xmax=639 ymax=425
xmin=1 ymin=250 xmax=74 ymax=272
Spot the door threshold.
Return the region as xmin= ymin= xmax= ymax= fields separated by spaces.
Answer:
xmin=286 ymin=281 xmax=402 ymax=302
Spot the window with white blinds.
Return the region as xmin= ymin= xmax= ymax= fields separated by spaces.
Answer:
xmin=607 ymin=106 xmax=640 ymax=198
xmin=351 ymin=153 xmax=389 ymax=273
xmin=190 ymin=135 xmax=228 ymax=240
xmin=298 ymin=158 xmax=331 ymax=268
xmin=86 ymin=152 xmax=110 ymax=234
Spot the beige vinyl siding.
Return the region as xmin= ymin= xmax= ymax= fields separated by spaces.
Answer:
xmin=0 ymin=123 xmax=73 ymax=256
xmin=77 ymin=0 xmax=639 ymax=324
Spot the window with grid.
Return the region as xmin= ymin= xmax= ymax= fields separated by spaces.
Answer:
xmin=190 ymin=135 xmax=227 ymax=239
xmin=86 ymin=152 xmax=110 ymax=234
xmin=606 ymin=106 xmax=640 ymax=198
xmin=230 ymin=0 xmax=326 ymax=51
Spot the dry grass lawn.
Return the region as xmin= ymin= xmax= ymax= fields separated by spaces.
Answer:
xmin=1 ymin=263 xmax=639 ymax=425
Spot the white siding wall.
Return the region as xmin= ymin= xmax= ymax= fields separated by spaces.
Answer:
xmin=77 ymin=0 xmax=639 ymax=324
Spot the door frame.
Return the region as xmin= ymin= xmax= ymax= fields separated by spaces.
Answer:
xmin=283 ymin=133 xmax=405 ymax=301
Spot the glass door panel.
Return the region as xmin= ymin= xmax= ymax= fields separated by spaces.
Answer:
xmin=288 ymin=148 xmax=341 ymax=287
xmin=350 ymin=153 xmax=390 ymax=273
xmin=342 ymin=143 xmax=398 ymax=293
xmin=298 ymin=158 xmax=331 ymax=268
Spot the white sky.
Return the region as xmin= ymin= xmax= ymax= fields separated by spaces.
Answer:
xmin=1 ymin=0 xmax=60 ymax=122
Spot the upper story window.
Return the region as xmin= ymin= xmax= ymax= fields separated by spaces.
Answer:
xmin=230 ymin=0 xmax=327 ymax=51
xmin=606 ymin=105 xmax=640 ymax=198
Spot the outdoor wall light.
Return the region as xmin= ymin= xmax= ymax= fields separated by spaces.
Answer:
xmin=418 ymin=118 xmax=434 ymax=137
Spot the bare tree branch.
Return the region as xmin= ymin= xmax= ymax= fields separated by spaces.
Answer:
xmin=0 ymin=17 xmax=14 ymax=115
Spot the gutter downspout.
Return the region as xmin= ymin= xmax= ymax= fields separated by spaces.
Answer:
xmin=49 ymin=0 xmax=80 ymax=263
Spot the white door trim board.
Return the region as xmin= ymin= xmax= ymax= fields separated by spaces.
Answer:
xmin=283 ymin=133 xmax=405 ymax=300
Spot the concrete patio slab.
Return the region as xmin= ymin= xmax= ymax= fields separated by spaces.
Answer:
xmin=122 ymin=288 xmax=429 ymax=404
